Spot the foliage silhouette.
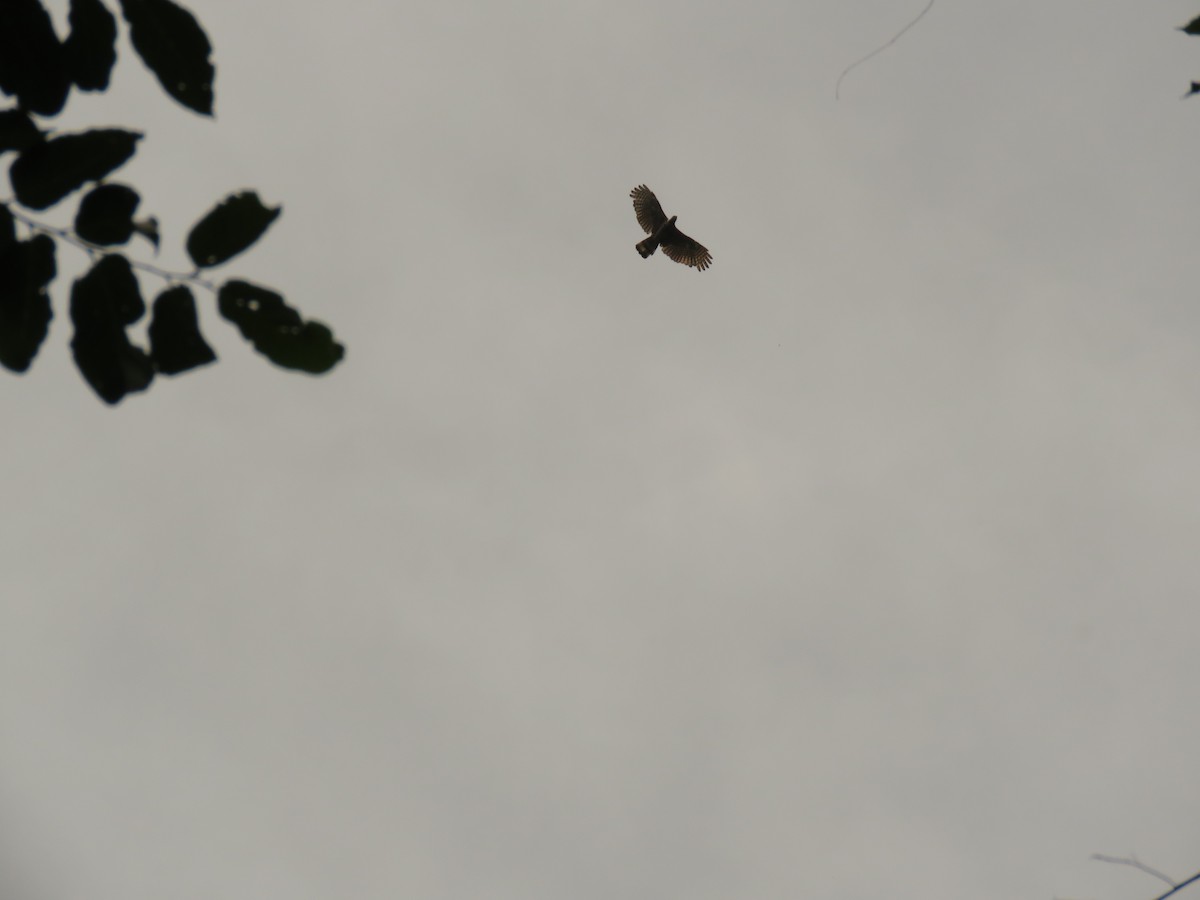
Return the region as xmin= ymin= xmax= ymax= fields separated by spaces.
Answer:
xmin=1181 ymin=14 xmax=1200 ymax=97
xmin=0 ymin=0 xmax=343 ymax=405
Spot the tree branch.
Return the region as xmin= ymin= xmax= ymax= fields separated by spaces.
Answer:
xmin=1150 ymin=871 xmax=1200 ymax=900
xmin=1090 ymin=854 xmax=1200 ymax=900
xmin=2 ymin=200 xmax=217 ymax=293
xmin=1093 ymin=854 xmax=1177 ymax=888
xmin=835 ymin=0 xmax=937 ymax=99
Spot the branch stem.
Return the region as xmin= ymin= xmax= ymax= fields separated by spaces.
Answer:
xmin=2 ymin=201 xmax=217 ymax=293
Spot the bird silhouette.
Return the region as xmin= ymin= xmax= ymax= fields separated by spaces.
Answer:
xmin=630 ymin=185 xmax=712 ymax=272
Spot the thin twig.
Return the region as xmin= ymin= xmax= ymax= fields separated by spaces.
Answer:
xmin=1150 ymin=871 xmax=1200 ymax=900
xmin=1090 ymin=854 xmax=1200 ymax=900
xmin=835 ymin=0 xmax=937 ymax=99
xmin=2 ymin=201 xmax=217 ymax=293
xmin=1093 ymin=854 xmax=1177 ymax=888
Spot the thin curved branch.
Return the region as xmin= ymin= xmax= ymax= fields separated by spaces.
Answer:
xmin=1093 ymin=854 xmax=1177 ymax=888
xmin=1150 ymin=872 xmax=1200 ymax=900
xmin=835 ymin=0 xmax=936 ymax=99
xmin=1090 ymin=854 xmax=1200 ymax=900
xmin=2 ymin=201 xmax=217 ymax=293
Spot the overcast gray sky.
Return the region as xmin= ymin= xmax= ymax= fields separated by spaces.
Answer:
xmin=3 ymin=1 xmax=1200 ymax=898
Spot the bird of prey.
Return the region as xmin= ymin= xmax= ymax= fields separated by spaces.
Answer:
xmin=630 ymin=185 xmax=712 ymax=272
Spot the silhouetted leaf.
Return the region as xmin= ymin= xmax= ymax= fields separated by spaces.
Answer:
xmin=0 ymin=0 xmax=70 ymax=116
xmin=65 ymin=0 xmax=119 ymax=92
xmin=70 ymin=254 xmax=153 ymax=404
xmin=148 ymin=285 xmax=216 ymax=374
xmin=186 ymin=191 xmax=280 ymax=268
xmin=1180 ymin=16 xmax=1200 ymax=35
xmin=218 ymin=280 xmax=344 ymax=374
xmin=0 ymin=110 xmax=43 ymax=155
xmin=10 ymin=129 xmax=141 ymax=211
xmin=133 ymin=216 xmax=160 ymax=251
xmin=76 ymin=183 xmax=141 ymax=246
xmin=0 ymin=205 xmax=14 ymax=251
xmin=78 ymin=254 xmax=145 ymax=325
xmin=1187 ymin=82 xmax=1200 ymax=99
xmin=0 ymin=231 xmax=55 ymax=373
xmin=118 ymin=0 xmax=214 ymax=115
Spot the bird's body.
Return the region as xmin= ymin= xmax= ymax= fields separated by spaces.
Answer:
xmin=636 ymin=215 xmax=679 ymax=260
xmin=630 ymin=185 xmax=712 ymax=272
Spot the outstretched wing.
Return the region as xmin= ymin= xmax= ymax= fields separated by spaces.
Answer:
xmin=660 ymin=229 xmax=713 ymax=272
xmin=630 ymin=185 xmax=668 ymax=235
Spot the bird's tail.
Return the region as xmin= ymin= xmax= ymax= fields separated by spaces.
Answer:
xmin=636 ymin=236 xmax=658 ymax=258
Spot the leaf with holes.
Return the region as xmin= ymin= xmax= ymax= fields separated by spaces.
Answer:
xmin=186 ymin=191 xmax=280 ymax=268
xmin=10 ymin=129 xmax=141 ymax=211
xmin=218 ymin=280 xmax=344 ymax=374
xmin=118 ymin=0 xmax=215 ymax=115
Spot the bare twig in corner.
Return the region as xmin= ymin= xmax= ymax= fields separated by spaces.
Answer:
xmin=1149 ymin=871 xmax=1200 ymax=900
xmin=1091 ymin=855 xmax=1200 ymax=900
xmin=1093 ymin=854 xmax=1177 ymax=888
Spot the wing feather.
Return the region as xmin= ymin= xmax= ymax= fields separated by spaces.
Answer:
xmin=630 ymin=185 xmax=668 ymax=235
xmin=660 ymin=229 xmax=713 ymax=272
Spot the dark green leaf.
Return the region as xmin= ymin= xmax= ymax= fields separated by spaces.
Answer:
xmin=70 ymin=254 xmax=153 ymax=404
xmin=218 ymin=280 xmax=344 ymax=374
xmin=9 ymin=129 xmax=141 ymax=211
xmin=148 ymin=285 xmax=216 ymax=374
xmin=75 ymin=183 xmax=141 ymax=246
xmin=1180 ymin=16 xmax=1200 ymax=35
xmin=0 ymin=232 xmax=55 ymax=372
xmin=186 ymin=191 xmax=280 ymax=268
xmin=0 ymin=0 xmax=70 ymax=116
xmin=65 ymin=0 xmax=119 ymax=92
xmin=0 ymin=110 xmax=44 ymax=155
xmin=118 ymin=0 xmax=215 ymax=115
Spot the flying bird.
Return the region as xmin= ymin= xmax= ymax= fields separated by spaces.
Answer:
xmin=630 ymin=185 xmax=712 ymax=272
